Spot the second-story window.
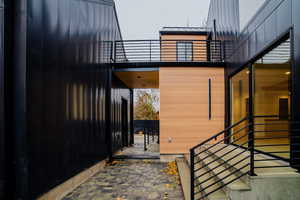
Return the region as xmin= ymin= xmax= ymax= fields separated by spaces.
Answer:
xmin=177 ymin=41 xmax=193 ymax=61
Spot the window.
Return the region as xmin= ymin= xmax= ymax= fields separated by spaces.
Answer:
xmin=230 ymin=67 xmax=249 ymax=146
xmin=176 ymin=41 xmax=193 ymax=61
xmin=253 ymin=37 xmax=291 ymax=159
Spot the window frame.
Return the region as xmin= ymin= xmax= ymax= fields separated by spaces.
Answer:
xmin=176 ymin=41 xmax=193 ymax=61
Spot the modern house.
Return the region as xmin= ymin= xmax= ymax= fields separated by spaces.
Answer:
xmin=0 ymin=0 xmax=300 ymax=199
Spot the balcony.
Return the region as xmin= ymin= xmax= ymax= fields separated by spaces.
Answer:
xmin=112 ymin=40 xmax=225 ymax=67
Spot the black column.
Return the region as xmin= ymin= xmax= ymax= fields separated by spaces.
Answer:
xmin=106 ymin=66 xmax=113 ymax=162
xmin=130 ymin=88 xmax=134 ymax=145
xmin=291 ymin=0 xmax=300 ymax=169
xmin=248 ymin=64 xmax=255 ymax=176
xmin=4 ymin=0 xmax=29 ymax=199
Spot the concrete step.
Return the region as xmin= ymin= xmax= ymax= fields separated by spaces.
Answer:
xmin=189 ymin=144 xmax=300 ymax=200
xmin=197 ymin=144 xmax=251 ymax=183
xmin=194 ymin=162 xmax=228 ymax=200
xmin=179 ymin=155 xmax=228 ymax=200
xmin=202 ymin=144 xmax=298 ymax=176
xmin=176 ymin=158 xmax=191 ymax=200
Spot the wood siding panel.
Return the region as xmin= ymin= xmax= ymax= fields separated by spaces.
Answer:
xmin=160 ymin=35 xmax=208 ymax=62
xmin=159 ymin=67 xmax=225 ymax=154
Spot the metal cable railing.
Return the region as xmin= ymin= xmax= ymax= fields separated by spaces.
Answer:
xmin=190 ymin=115 xmax=300 ymax=200
xmin=114 ymin=40 xmax=224 ymax=63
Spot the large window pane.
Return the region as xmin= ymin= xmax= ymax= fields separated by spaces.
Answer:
xmin=253 ymin=38 xmax=291 ymax=159
xmin=230 ymin=67 xmax=249 ymax=145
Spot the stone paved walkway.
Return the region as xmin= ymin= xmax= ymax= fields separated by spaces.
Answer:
xmin=63 ymin=135 xmax=184 ymax=200
xmin=119 ymin=134 xmax=160 ymax=157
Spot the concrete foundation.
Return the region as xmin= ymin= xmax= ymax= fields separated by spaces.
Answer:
xmin=160 ymin=154 xmax=184 ymax=162
xmin=228 ymin=174 xmax=300 ymax=200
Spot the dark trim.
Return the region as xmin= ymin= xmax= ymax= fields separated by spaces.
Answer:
xmin=213 ymin=19 xmax=217 ymax=41
xmin=113 ymin=67 xmax=159 ymax=72
xmin=4 ymin=0 xmax=15 ymax=198
xmin=106 ymin=67 xmax=113 ymax=162
xmin=176 ymin=41 xmax=193 ymax=62
xmin=228 ymin=28 xmax=292 ymax=77
xmin=130 ymin=89 xmax=134 ymax=145
xmin=224 ymin=66 xmax=231 ymax=144
xmin=5 ymin=0 xmax=29 ymax=199
xmin=248 ymin=64 xmax=255 ymax=176
xmin=160 ymin=31 xmax=208 ymax=36
xmin=207 ymin=40 xmax=211 ymax=62
xmin=113 ymin=62 xmax=225 ymax=68
xmin=289 ymin=26 xmax=300 ymax=169
xmin=208 ymin=78 xmax=212 ymax=120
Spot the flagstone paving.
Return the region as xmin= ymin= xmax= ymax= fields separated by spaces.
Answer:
xmin=119 ymin=134 xmax=160 ymax=157
xmin=63 ymin=135 xmax=184 ymax=200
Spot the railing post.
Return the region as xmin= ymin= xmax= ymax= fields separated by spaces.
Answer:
xmin=207 ymin=40 xmax=211 ymax=62
xmin=147 ymin=129 xmax=150 ymax=145
xmin=190 ymin=149 xmax=195 ymax=200
xmin=249 ymin=116 xmax=255 ymax=176
xmin=110 ymin=41 xmax=113 ymax=62
xmin=144 ymin=128 xmax=147 ymax=151
xmin=150 ymin=40 xmax=152 ymax=62
xmin=248 ymin=64 xmax=255 ymax=176
xmin=222 ymin=41 xmax=226 ymax=61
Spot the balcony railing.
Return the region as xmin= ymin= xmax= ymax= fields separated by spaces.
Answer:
xmin=113 ymin=40 xmax=224 ymax=63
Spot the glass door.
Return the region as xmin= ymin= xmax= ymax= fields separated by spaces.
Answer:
xmin=253 ymin=38 xmax=291 ymax=159
xmin=230 ymin=67 xmax=249 ymax=146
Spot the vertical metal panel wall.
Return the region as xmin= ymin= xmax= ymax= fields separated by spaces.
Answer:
xmin=207 ymin=0 xmax=300 ymax=168
xmin=111 ymin=74 xmax=132 ymax=153
xmin=0 ymin=0 xmax=4 ymax=199
xmin=207 ymin=0 xmax=298 ymax=75
xmin=26 ymin=0 xmax=130 ymax=198
xmin=206 ymin=0 xmax=240 ymax=61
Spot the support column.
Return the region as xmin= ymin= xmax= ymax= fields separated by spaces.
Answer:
xmin=130 ymin=89 xmax=134 ymax=145
xmin=106 ymin=66 xmax=113 ymax=162
xmin=4 ymin=0 xmax=29 ymax=199
xmin=248 ymin=64 xmax=255 ymax=176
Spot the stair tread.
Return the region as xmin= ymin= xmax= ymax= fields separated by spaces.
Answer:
xmin=200 ymin=144 xmax=298 ymax=176
xmin=194 ymin=163 xmax=228 ymax=200
xmin=197 ymin=152 xmax=250 ymax=191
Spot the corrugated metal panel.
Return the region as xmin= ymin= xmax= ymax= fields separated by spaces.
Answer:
xmin=26 ymin=0 xmax=129 ymax=198
xmin=0 ymin=3 xmax=4 ymax=200
xmin=207 ymin=0 xmax=294 ymax=74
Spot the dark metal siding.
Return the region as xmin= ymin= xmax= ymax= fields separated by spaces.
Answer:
xmin=26 ymin=0 xmax=125 ymax=198
xmin=207 ymin=0 xmax=296 ymax=75
xmin=111 ymin=74 xmax=132 ymax=153
xmin=0 ymin=1 xmax=4 ymax=199
xmin=208 ymin=0 xmax=300 ymax=168
xmin=207 ymin=0 xmax=240 ymax=60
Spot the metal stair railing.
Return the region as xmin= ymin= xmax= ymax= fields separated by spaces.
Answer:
xmin=190 ymin=115 xmax=300 ymax=200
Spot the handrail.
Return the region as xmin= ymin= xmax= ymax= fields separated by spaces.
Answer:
xmin=191 ymin=116 xmax=249 ymax=150
xmin=114 ymin=39 xmax=224 ymax=63
xmin=190 ymin=115 xmax=299 ymax=200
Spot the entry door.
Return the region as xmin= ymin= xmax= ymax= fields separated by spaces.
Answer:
xmin=121 ymin=99 xmax=128 ymax=147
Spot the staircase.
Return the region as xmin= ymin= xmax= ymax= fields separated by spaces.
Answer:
xmin=176 ymin=116 xmax=300 ymax=200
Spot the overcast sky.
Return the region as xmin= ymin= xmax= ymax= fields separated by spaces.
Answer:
xmin=114 ymin=0 xmax=211 ymax=40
